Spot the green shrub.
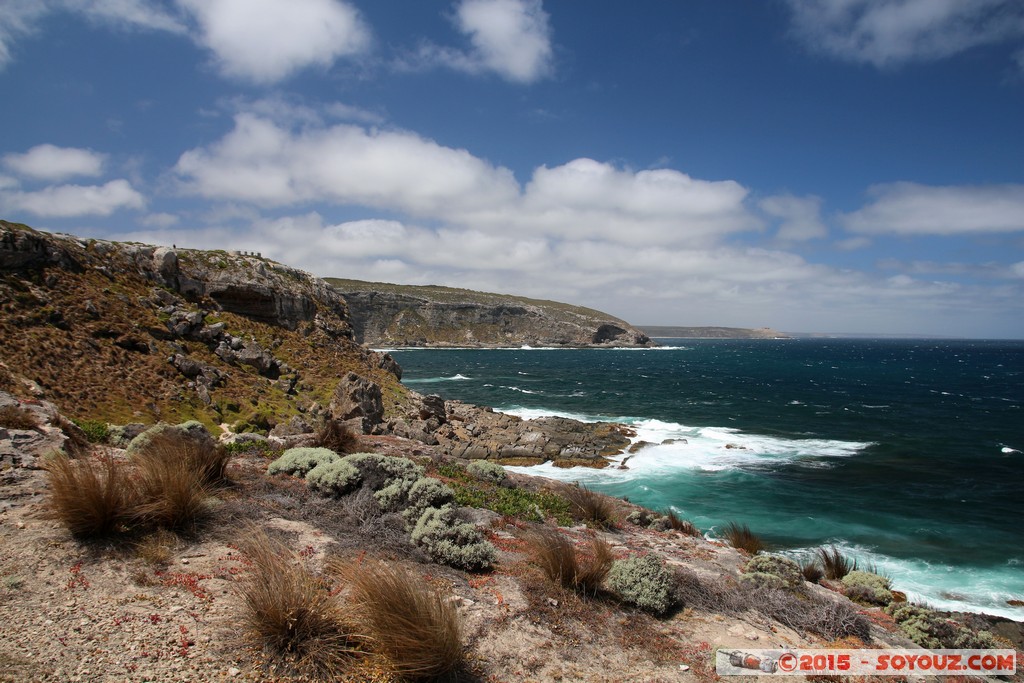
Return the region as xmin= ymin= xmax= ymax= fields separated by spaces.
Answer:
xmin=397 ymin=477 xmax=455 ymax=523
xmin=268 ymin=447 xmax=339 ymax=477
xmin=607 ymin=554 xmax=675 ymax=615
xmin=410 ymin=506 xmax=496 ymax=571
xmin=341 ymin=453 xmax=423 ymax=490
xmin=466 ymin=459 xmax=507 ymax=484
xmin=305 ymin=459 xmax=362 ymax=496
xmin=886 ymin=603 xmax=998 ymax=649
xmin=741 ymin=554 xmax=803 ymax=590
xmin=841 ymin=570 xmax=893 ymax=605
xmin=72 ymin=418 xmax=109 ymax=443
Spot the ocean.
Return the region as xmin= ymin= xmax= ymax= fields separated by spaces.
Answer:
xmin=388 ymin=338 xmax=1024 ymax=621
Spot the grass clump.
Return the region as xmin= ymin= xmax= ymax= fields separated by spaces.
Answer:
xmin=720 ymin=521 xmax=764 ymax=555
xmin=663 ymin=510 xmax=701 ymax=536
xmin=72 ymin=418 xmax=109 ymax=444
xmin=333 ymin=560 xmax=463 ymax=681
xmin=410 ymin=506 xmax=496 ymax=571
xmin=608 ymin=554 xmax=675 ymax=615
xmin=237 ymin=532 xmax=359 ymax=677
xmin=133 ymin=453 xmax=212 ymax=534
xmin=466 ymin=459 xmax=507 ymax=484
xmin=527 ymin=529 xmax=613 ymax=597
xmin=564 ymin=484 xmax=617 ymax=529
xmin=841 ymin=570 xmax=893 ymax=605
xmin=135 ymin=427 xmax=231 ymax=487
xmin=268 ymin=447 xmax=339 ymax=477
xmin=314 ymin=419 xmax=360 ymax=454
xmin=305 ymin=459 xmax=362 ymax=496
xmin=816 ymin=545 xmax=857 ymax=580
xmin=44 ymin=454 xmax=135 ymax=538
xmin=0 ymin=404 xmax=37 ymax=430
xmin=800 ymin=559 xmax=824 ymax=584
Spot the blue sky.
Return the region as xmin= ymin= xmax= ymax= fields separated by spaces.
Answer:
xmin=2 ymin=1 xmax=1023 ymax=338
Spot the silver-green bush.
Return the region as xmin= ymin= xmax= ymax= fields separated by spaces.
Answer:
xmin=885 ymin=603 xmax=998 ymax=649
xmin=741 ymin=554 xmax=803 ymax=590
xmin=398 ymin=477 xmax=456 ymax=523
xmin=608 ymin=554 xmax=675 ymax=614
xmin=466 ymin=459 xmax=507 ymax=484
xmin=841 ymin=570 xmax=893 ymax=605
xmin=410 ymin=506 xmax=496 ymax=571
xmin=341 ymin=453 xmax=423 ymax=489
xmin=267 ymin=447 xmax=339 ymax=477
xmin=305 ymin=459 xmax=362 ymax=496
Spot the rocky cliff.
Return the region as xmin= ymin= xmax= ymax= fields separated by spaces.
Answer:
xmin=328 ymin=279 xmax=653 ymax=348
xmin=640 ymin=325 xmax=789 ymax=339
xmin=1 ymin=221 xmax=637 ymax=466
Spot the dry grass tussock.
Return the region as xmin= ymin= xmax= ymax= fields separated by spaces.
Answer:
xmin=817 ymin=545 xmax=857 ymax=580
xmin=43 ymin=454 xmax=135 ymax=538
xmin=526 ymin=529 xmax=614 ymax=596
xmin=563 ymin=484 xmax=617 ymax=529
xmin=133 ymin=454 xmax=212 ymax=534
xmin=140 ymin=430 xmax=231 ymax=486
xmin=314 ymin=419 xmax=360 ymax=455
xmin=237 ymin=531 xmax=360 ymax=678
xmin=331 ymin=558 xmax=464 ymax=681
xmin=721 ymin=521 xmax=765 ymax=555
xmin=666 ymin=510 xmax=701 ymax=536
xmin=0 ymin=404 xmax=37 ymax=429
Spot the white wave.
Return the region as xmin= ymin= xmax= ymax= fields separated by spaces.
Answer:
xmin=1001 ymin=446 xmax=1021 ymax=454
xmin=611 ymin=346 xmax=691 ymax=351
xmin=782 ymin=542 xmax=1024 ymax=622
xmin=403 ymin=373 xmax=472 ymax=383
xmin=504 ymin=415 xmax=872 ymax=482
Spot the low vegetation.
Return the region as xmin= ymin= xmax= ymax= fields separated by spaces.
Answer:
xmin=740 ymin=554 xmax=803 ymax=590
xmin=0 ymin=404 xmax=37 ymax=430
xmin=43 ymin=454 xmax=135 ymax=538
xmin=267 ymin=447 xmax=339 ymax=477
xmin=237 ymin=532 xmax=359 ymax=677
xmin=720 ymin=521 xmax=765 ymax=555
xmin=564 ymin=483 xmax=617 ymax=529
xmin=886 ymin=603 xmax=999 ymax=649
xmin=314 ymin=419 xmax=360 ymax=454
xmin=332 ymin=559 xmax=463 ymax=681
xmin=608 ymin=554 xmax=676 ymax=614
xmin=437 ymin=462 xmax=572 ymax=524
xmin=410 ymin=506 xmax=496 ymax=571
xmin=817 ymin=545 xmax=857 ymax=580
xmin=841 ymin=569 xmax=894 ymax=605
xmin=527 ymin=529 xmax=614 ymax=596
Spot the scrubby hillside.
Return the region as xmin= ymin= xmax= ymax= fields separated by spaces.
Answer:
xmin=328 ymin=278 xmax=653 ymax=348
xmin=0 ymin=220 xmax=404 ymax=429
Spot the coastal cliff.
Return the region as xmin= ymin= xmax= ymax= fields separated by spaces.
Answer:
xmin=328 ymin=278 xmax=653 ymax=348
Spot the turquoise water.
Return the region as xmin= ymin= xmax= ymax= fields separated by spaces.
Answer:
xmin=389 ymin=339 xmax=1024 ymax=620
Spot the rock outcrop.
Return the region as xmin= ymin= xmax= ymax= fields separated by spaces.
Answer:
xmin=329 ymin=279 xmax=653 ymax=348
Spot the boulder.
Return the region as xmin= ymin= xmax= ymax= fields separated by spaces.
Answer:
xmin=329 ymin=372 xmax=384 ymax=433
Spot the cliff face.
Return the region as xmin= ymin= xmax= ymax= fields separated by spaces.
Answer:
xmin=0 ymin=220 xmax=402 ymax=427
xmin=328 ymin=279 xmax=653 ymax=348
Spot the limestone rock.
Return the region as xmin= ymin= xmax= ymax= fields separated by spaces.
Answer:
xmin=329 ymin=372 xmax=384 ymax=433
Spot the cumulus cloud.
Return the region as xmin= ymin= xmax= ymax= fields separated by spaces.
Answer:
xmin=3 ymin=144 xmax=106 ymax=181
xmin=841 ymin=182 xmax=1024 ymax=235
xmin=0 ymin=0 xmax=368 ymax=83
xmin=171 ymin=107 xmax=759 ymax=245
xmin=173 ymin=113 xmax=520 ymax=217
xmin=413 ymin=0 xmax=554 ymax=83
xmin=2 ymin=179 xmax=144 ymax=217
xmin=759 ymin=193 xmax=827 ymax=241
xmin=785 ymin=0 xmax=1024 ymax=68
xmin=178 ymin=0 xmax=371 ymax=83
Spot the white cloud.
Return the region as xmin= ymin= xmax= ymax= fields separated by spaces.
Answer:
xmin=3 ymin=144 xmax=106 ymax=181
xmin=140 ymin=212 xmax=179 ymax=228
xmin=841 ymin=182 xmax=1024 ymax=235
xmin=759 ymin=193 xmax=827 ymax=241
xmin=413 ymin=0 xmax=554 ymax=83
xmin=63 ymin=0 xmax=187 ymax=34
xmin=178 ymin=0 xmax=371 ymax=84
xmin=173 ymin=113 xmax=520 ymax=217
xmin=172 ymin=107 xmax=759 ymax=246
xmin=2 ymin=179 xmax=144 ymax=217
xmin=786 ymin=0 xmax=1024 ymax=68
xmin=0 ymin=0 xmax=49 ymax=68
xmin=519 ymin=159 xmax=757 ymax=244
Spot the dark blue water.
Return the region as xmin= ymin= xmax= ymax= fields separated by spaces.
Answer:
xmin=389 ymin=339 xmax=1024 ymax=619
